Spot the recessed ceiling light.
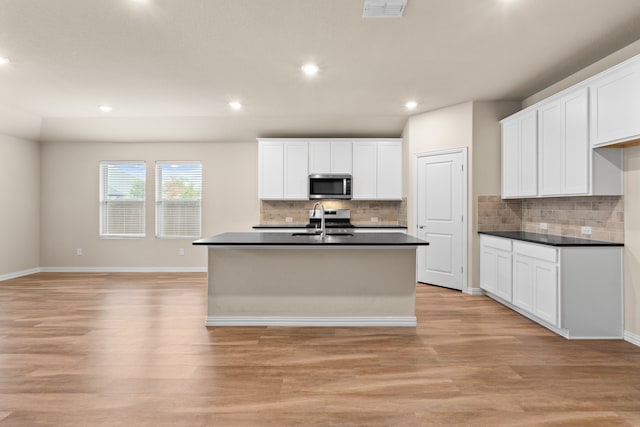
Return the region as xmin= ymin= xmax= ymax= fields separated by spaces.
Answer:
xmin=229 ymin=101 xmax=242 ymax=111
xmin=301 ymin=63 xmax=319 ymax=77
xmin=0 ymin=56 xmax=10 ymax=65
xmin=99 ymin=105 xmax=113 ymax=113
xmin=405 ymin=100 xmax=418 ymax=110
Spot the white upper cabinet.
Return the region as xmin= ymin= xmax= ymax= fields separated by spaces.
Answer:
xmin=259 ymin=138 xmax=401 ymax=201
xmin=376 ymin=141 xmax=403 ymax=199
xmin=330 ymin=141 xmax=353 ymax=174
xmin=501 ymin=109 xmax=537 ymax=198
xmin=501 ymin=54 xmax=635 ymax=199
xmin=562 ymin=89 xmax=590 ymax=195
xmin=258 ymin=140 xmax=308 ymax=200
xmin=353 ymin=140 xmax=402 ymax=200
xmin=308 ymin=142 xmax=331 ymax=174
xmin=538 ymin=88 xmax=590 ymax=196
xmin=538 ymin=100 xmax=563 ymax=196
xmin=352 ymin=142 xmax=378 ymax=199
xmin=590 ymin=60 xmax=640 ymax=147
xmin=258 ymin=141 xmax=284 ymax=199
xmin=283 ymin=141 xmax=309 ymax=199
xmin=308 ymin=141 xmax=352 ymax=174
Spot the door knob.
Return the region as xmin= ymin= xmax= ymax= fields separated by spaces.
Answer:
xmin=419 ymin=225 xmax=425 ymax=229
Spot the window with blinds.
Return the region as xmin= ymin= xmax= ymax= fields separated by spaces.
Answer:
xmin=155 ymin=161 xmax=202 ymax=238
xmin=99 ymin=161 xmax=146 ymax=238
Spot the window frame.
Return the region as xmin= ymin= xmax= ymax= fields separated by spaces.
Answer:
xmin=155 ymin=160 xmax=203 ymax=239
xmin=99 ymin=160 xmax=147 ymax=239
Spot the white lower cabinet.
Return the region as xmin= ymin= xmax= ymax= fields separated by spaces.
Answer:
xmin=480 ymin=236 xmax=512 ymax=302
xmin=480 ymin=234 xmax=622 ymax=339
xmin=513 ymin=253 xmax=558 ymax=326
xmin=512 ymin=241 xmax=559 ymax=327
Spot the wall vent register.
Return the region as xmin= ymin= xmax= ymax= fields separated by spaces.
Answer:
xmin=363 ymin=0 xmax=407 ymax=18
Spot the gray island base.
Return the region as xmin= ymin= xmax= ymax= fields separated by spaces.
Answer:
xmin=193 ymin=232 xmax=429 ymax=327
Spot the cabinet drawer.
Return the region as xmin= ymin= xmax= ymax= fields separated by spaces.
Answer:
xmin=513 ymin=241 xmax=557 ymax=263
xmin=480 ymin=235 xmax=512 ymax=251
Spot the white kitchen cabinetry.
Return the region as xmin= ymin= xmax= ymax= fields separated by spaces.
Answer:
xmin=501 ymin=110 xmax=537 ymax=198
xmin=480 ymin=236 xmax=512 ymax=302
xmin=538 ymin=88 xmax=589 ymax=196
xmin=258 ymin=141 xmax=284 ymax=199
xmin=590 ymin=59 xmax=640 ymax=147
xmin=283 ymin=141 xmax=309 ymax=199
xmin=479 ymin=234 xmax=623 ymax=339
xmin=536 ymin=88 xmax=622 ymax=197
xmin=500 ymin=54 xmax=640 ymax=198
xmin=309 ymin=141 xmax=352 ymax=174
xmin=259 ymin=138 xmax=401 ymax=201
xmin=353 ymin=142 xmax=377 ymax=199
xmin=512 ymin=242 xmax=558 ymax=326
xmin=353 ymin=140 xmax=402 ymax=200
xmin=376 ymin=141 xmax=403 ymax=199
xmin=258 ymin=140 xmax=308 ymax=200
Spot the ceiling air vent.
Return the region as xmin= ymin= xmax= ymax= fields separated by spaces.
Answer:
xmin=363 ymin=0 xmax=407 ymax=18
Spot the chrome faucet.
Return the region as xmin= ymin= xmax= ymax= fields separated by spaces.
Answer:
xmin=311 ymin=201 xmax=326 ymax=238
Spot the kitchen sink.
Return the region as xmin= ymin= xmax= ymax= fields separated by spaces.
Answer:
xmin=291 ymin=232 xmax=354 ymax=237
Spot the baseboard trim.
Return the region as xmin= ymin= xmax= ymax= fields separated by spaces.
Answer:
xmin=624 ymin=330 xmax=640 ymax=347
xmin=0 ymin=267 xmax=41 ymax=282
xmin=205 ymin=316 xmax=417 ymax=327
xmin=463 ymin=287 xmax=483 ymax=295
xmin=40 ymin=267 xmax=207 ymax=273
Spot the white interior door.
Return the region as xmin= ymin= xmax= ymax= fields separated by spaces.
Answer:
xmin=416 ymin=150 xmax=465 ymax=290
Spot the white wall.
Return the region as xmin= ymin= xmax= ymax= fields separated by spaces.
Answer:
xmin=40 ymin=141 xmax=259 ymax=269
xmin=402 ymin=101 xmax=519 ymax=290
xmin=404 ymin=101 xmax=474 ymax=233
xmin=470 ymin=101 xmax=521 ymax=288
xmin=0 ymin=134 xmax=41 ymax=278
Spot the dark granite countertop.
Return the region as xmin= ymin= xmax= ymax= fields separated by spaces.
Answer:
xmin=478 ymin=231 xmax=623 ymax=247
xmin=252 ymin=224 xmax=408 ymax=229
xmin=194 ymin=232 xmax=428 ymax=246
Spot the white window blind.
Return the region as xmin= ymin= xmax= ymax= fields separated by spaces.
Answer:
xmin=156 ymin=161 xmax=202 ymax=238
xmin=99 ymin=161 xmax=146 ymax=238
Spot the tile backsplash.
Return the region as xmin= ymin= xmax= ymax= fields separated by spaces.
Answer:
xmin=260 ymin=198 xmax=407 ymax=226
xmin=477 ymin=195 xmax=624 ymax=243
xmin=477 ymin=196 xmax=522 ymax=232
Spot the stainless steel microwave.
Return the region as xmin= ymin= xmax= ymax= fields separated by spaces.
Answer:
xmin=308 ymin=174 xmax=352 ymax=200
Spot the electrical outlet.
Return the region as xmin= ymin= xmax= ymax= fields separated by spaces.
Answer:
xmin=76 ymin=248 xmax=82 ymax=256
xmin=539 ymin=223 xmax=548 ymax=230
xmin=581 ymin=226 xmax=592 ymax=235
xmin=285 ymin=217 xmax=293 ymax=223
xmin=370 ymin=217 xmax=379 ymax=223
xmin=178 ymin=248 xmax=185 ymax=256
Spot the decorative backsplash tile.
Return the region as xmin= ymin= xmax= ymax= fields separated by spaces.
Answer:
xmin=477 ymin=195 xmax=624 ymax=243
xmin=260 ymin=198 xmax=407 ymax=226
xmin=477 ymin=195 xmax=522 ymax=232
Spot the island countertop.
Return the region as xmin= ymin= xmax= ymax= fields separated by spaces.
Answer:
xmin=193 ymin=231 xmax=429 ymax=246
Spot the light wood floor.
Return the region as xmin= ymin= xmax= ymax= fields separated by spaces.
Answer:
xmin=0 ymin=273 xmax=639 ymax=426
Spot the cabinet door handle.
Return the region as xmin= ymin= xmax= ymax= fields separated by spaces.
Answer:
xmin=419 ymin=225 xmax=425 ymax=229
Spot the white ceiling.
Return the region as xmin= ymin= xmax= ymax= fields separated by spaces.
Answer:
xmin=1 ymin=0 xmax=640 ymax=142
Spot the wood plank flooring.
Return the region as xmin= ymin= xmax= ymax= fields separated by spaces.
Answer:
xmin=0 ymin=272 xmax=639 ymax=426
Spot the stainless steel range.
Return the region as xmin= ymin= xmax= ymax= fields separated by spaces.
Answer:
xmin=307 ymin=208 xmax=353 ymax=232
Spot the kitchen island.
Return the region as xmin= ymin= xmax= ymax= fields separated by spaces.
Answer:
xmin=193 ymin=232 xmax=429 ymax=327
